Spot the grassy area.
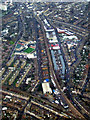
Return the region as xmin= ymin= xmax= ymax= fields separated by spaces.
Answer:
xmin=13 ymin=79 xmax=18 ymax=86
xmin=10 ymin=41 xmax=14 ymax=45
xmin=12 ymin=54 xmax=14 ymax=57
xmin=11 ymin=62 xmax=14 ymax=67
xmin=37 ymin=83 xmax=42 ymax=91
xmin=24 ymin=48 xmax=35 ymax=53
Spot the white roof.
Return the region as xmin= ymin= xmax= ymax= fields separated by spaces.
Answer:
xmin=49 ymin=39 xmax=58 ymax=43
xmin=63 ymin=36 xmax=78 ymax=40
xmin=44 ymin=19 xmax=48 ymax=24
xmin=49 ymin=36 xmax=58 ymax=43
xmin=2 ymin=107 xmax=7 ymax=111
xmin=53 ymin=36 xmax=57 ymax=40
xmin=67 ymin=44 xmax=73 ymax=49
xmin=5 ymin=95 xmax=11 ymax=99
xmin=46 ymin=29 xmax=54 ymax=32
xmin=46 ymin=33 xmax=49 ymax=38
xmin=53 ymin=46 xmax=60 ymax=50
xmin=55 ymin=100 xmax=59 ymax=104
xmin=0 ymin=4 xmax=7 ymax=11
xmin=57 ymin=28 xmax=65 ymax=32
xmin=27 ymin=53 xmax=37 ymax=59
xmin=44 ymin=26 xmax=54 ymax=32
xmin=42 ymin=82 xmax=52 ymax=94
xmin=26 ymin=78 xmax=31 ymax=84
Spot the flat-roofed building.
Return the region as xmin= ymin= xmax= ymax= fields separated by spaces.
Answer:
xmin=42 ymin=82 xmax=52 ymax=94
xmin=0 ymin=4 xmax=7 ymax=11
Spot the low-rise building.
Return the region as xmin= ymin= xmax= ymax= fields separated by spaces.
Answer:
xmin=42 ymin=82 xmax=52 ymax=94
